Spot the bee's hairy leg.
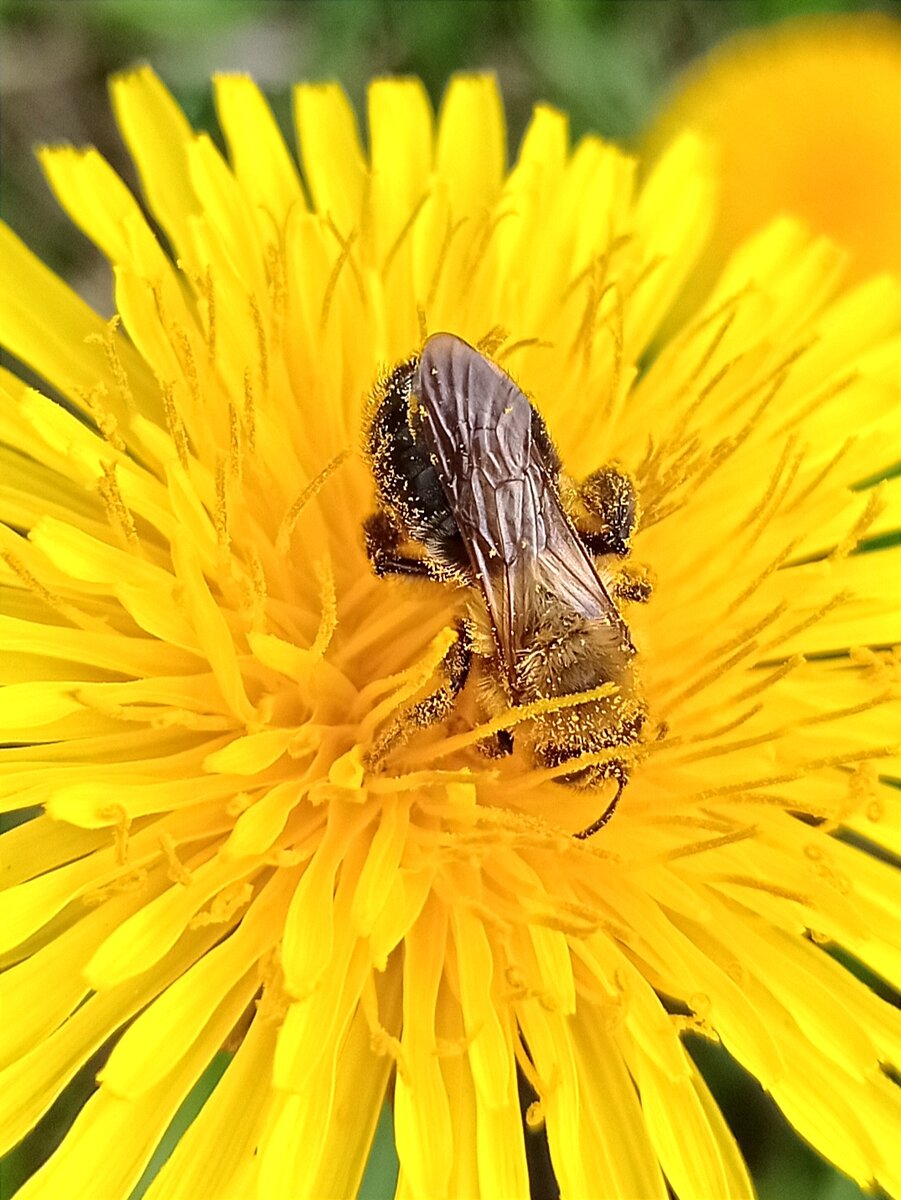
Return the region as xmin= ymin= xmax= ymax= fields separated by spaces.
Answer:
xmin=366 ymin=618 xmax=473 ymax=769
xmin=608 ymin=562 xmax=653 ymax=604
xmin=573 ymin=466 xmax=638 ymax=558
xmin=364 ymin=510 xmax=459 ymax=583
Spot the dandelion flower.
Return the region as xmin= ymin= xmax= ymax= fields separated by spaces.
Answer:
xmin=644 ymin=13 xmax=901 ymax=292
xmin=2 ymin=67 xmax=901 ymax=1200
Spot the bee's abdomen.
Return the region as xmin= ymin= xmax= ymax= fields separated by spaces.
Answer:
xmin=369 ymin=364 xmax=465 ymax=551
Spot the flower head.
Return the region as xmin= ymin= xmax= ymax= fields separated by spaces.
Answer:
xmin=1 ymin=68 xmax=901 ymax=1199
xmin=644 ymin=13 xmax=901 ymax=287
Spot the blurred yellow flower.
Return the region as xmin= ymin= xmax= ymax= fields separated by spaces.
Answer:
xmin=1 ymin=67 xmax=901 ymax=1199
xmin=645 ymin=14 xmax=901 ymax=292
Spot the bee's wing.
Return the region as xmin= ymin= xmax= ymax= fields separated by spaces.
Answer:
xmin=416 ymin=333 xmax=629 ymax=682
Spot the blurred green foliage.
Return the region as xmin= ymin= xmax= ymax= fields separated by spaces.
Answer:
xmin=1 ymin=1 xmax=897 ymax=1198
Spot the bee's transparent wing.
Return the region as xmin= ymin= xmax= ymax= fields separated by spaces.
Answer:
xmin=416 ymin=333 xmax=629 ymax=683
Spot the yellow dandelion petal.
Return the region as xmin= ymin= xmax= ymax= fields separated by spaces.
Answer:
xmin=2 ymin=64 xmax=901 ymax=1200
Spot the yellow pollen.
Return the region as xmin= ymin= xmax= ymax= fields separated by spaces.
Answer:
xmin=866 ymin=798 xmax=885 ymax=823
xmin=787 ymin=436 xmax=857 ymax=513
xmin=159 ymin=832 xmax=193 ymax=885
xmin=689 ymin=306 xmax=738 ymax=390
xmin=276 ymin=448 xmax=351 ymax=554
xmin=426 ymin=215 xmax=468 ymax=311
xmin=829 ymin=483 xmax=887 ymax=561
xmin=600 ymin=287 xmax=625 ymax=416
xmin=151 ymin=284 xmax=201 ymax=410
xmin=201 ymin=264 xmax=217 ymax=366
xmin=772 ymin=370 xmax=860 ymax=441
xmin=712 ymin=874 xmax=812 ymax=906
xmin=242 ymin=367 xmax=257 ymax=455
xmin=227 ymin=401 xmax=242 ymax=480
xmin=1 ymin=548 xmax=105 ymax=630
xmin=241 ymin=546 xmax=268 ymax=629
xmin=742 ymin=432 xmax=803 ymax=540
xmin=226 ymin=792 xmax=254 ymax=817
xmin=757 ymin=591 xmax=852 ymax=659
xmin=189 ymin=880 xmax=255 ymax=927
xmin=680 ymin=703 xmax=764 ymax=744
xmin=382 ymin=191 xmax=429 ymax=277
xmin=82 ymin=868 xmax=148 ymax=906
xmin=673 ymin=1013 xmax=720 ymax=1041
xmin=476 ymin=325 xmax=509 ymax=355
xmin=512 ymin=1034 xmax=547 ymax=1106
xmin=214 ymin=454 xmax=231 ymax=557
xmin=724 ymin=536 xmax=802 ymax=618
xmin=688 ymin=744 xmax=901 ymax=804
xmin=525 ymin=1102 xmax=545 ymax=1131
xmin=76 ymin=384 xmax=127 ymax=452
xmin=416 ymin=303 xmax=428 ymax=344
xmin=97 ymin=462 xmax=139 ymax=548
xmin=320 ymin=226 xmax=359 ymax=333
xmin=658 ymin=825 xmax=758 ymax=862
xmin=311 ymin=559 xmax=338 ymax=658
xmin=161 ymin=379 xmax=191 ymax=469
xmin=107 ymin=804 xmax=131 ymax=865
xmin=497 ymin=337 xmax=551 ymax=364
xmin=404 ymin=680 xmax=620 ymax=767
xmin=562 ymin=232 xmax=631 ymax=305
xmin=255 ymin=949 xmax=291 ymax=1024
xmin=249 ymin=295 xmax=269 ymax=396
xmin=731 ymin=654 xmax=805 ymax=702
xmin=663 ymin=641 xmax=763 ymax=711
xmin=85 ymin=315 xmax=135 ymax=412
xmin=265 ymin=243 xmax=287 ymax=344
xmin=725 ymin=337 xmax=815 ymax=421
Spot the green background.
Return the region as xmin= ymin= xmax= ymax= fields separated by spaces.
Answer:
xmin=1 ymin=1 xmax=898 ymax=1198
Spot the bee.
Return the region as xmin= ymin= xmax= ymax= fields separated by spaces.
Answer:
xmin=363 ymin=332 xmax=648 ymax=837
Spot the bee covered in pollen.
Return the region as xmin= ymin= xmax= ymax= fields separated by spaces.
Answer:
xmin=363 ymin=332 xmax=650 ymax=837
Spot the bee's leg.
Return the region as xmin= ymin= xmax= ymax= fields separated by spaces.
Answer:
xmin=573 ymin=775 xmax=624 ymax=839
xmin=366 ymin=618 xmax=473 ymax=768
xmin=573 ymin=466 xmax=638 ymax=558
xmin=364 ymin=510 xmax=463 ymax=584
xmin=608 ymin=562 xmax=654 ymax=604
